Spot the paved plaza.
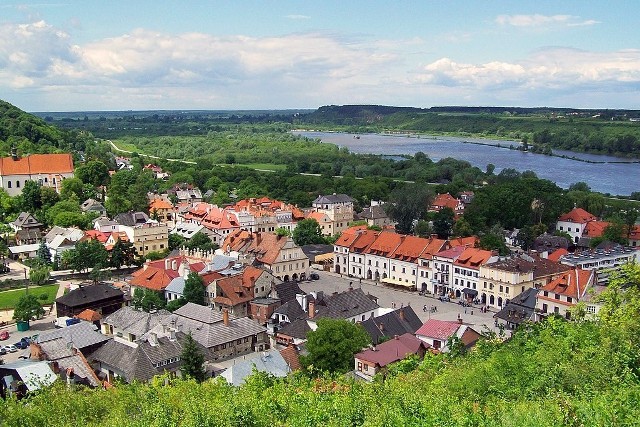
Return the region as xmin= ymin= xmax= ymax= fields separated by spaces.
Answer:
xmin=299 ymin=270 xmax=500 ymax=334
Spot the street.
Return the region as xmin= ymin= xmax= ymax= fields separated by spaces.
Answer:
xmin=299 ymin=270 xmax=500 ymax=334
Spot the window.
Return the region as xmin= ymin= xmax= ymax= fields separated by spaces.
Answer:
xmin=506 ymin=287 xmax=509 ymax=294
xmin=364 ymin=363 xmax=369 ymax=371
xmin=16 ymin=180 xmax=20 ymax=188
xmin=542 ymin=303 xmax=548 ymax=313
xmin=244 ymin=337 xmax=249 ymax=343
xmin=555 ymin=294 xmax=560 ymax=300
xmin=357 ymin=362 xmax=363 ymax=371
xmin=6 ymin=181 xmax=10 ymax=188
xmin=221 ymin=343 xmax=226 ymax=349
xmin=499 ymin=285 xmax=503 ymax=292
xmin=237 ymin=339 xmax=242 ymax=344
xmin=567 ymin=296 xmax=572 ymax=303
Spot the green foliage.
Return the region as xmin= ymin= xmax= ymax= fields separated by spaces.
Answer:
xmin=166 ymin=297 xmax=187 ymax=312
xmin=36 ymin=240 xmax=51 ymax=266
xmin=275 ymin=227 xmax=290 ymax=237
xmin=385 ymin=183 xmax=433 ymax=234
xmin=145 ymin=250 xmax=168 ymax=261
xmin=62 ymin=239 xmax=108 ymax=272
xmin=292 ymin=218 xmax=325 ymax=246
xmin=183 ymin=272 xmax=205 ymax=306
xmin=180 ymin=333 xmax=207 ymax=383
xmin=185 ymin=231 xmax=217 ymax=253
xmin=109 ymin=238 xmax=139 ymax=269
xmin=479 ymin=232 xmax=510 ymax=255
xmin=20 ymin=180 xmax=42 ymax=213
xmin=75 ymin=160 xmax=110 ymax=187
xmin=433 ymin=207 xmax=455 ymax=239
xmin=131 ymin=288 xmax=166 ymax=312
xmin=29 ymin=265 xmax=50 ymax=286
xmin=302 ymin=318 xmax=370 ymax=373
xmin=12 ymin=293 xmax=45 ymax=322
xmin=60 ymin=177 xmax=86 ymax=201
xmin=168 ymin=233 xmax=186 ymax=251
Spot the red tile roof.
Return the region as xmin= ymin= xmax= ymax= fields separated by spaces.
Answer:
xmin=539 ymin=268 xmax=594 ymax=301
xmin=454 ymin=247 xmax=494 ymax=269
xmin=547 ymin=248 xmax=569 ymax=262
xmin=430 ymin=193 xmax=459 ymax=211
xmin=367 ymin=231 xmax=403 ymax=256
xmin=355 ymin=333 xmax=427 ymax=367
xmin=75 ymin=309 xmax=102 ymax=322
xmin=149 ymin=199 xmax=173 ymax=211
xmin=213 ymin=274 xmax=253 ymax=306
xmin=558 ymin=208 xmax=597 ymax=224
xmin=0 ymin=153 xmax=73 ymax=175
xmin=415 ymin=319 xmax=461 ymax=340
xmin=390 ymin=235 xmax=433 ymax=262
xmin=583 ymin=221 xmax=610 ymax=238
xmin=279 ymin=344 xmax=302 ymax=371
xmin=448 ymin=236 xmax=479 ymax=248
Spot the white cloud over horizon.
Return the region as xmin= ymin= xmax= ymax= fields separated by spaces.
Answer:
xmin=1 ymin=19 xmax=638 ymax=111
xmin=495 ymin=14 xmax=600 ymax=28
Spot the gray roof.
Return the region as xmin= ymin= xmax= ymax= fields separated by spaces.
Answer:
xmin=11 ymin=212 xmax=42 ymax=228
xmin=94 ymin=217 xmax=118 ymax=228
xmin=494 ymin=288 xmax=539 ymax=325
xmin=81 ymin=199 xmax=106 ymax=212
xmin=357 ymin=204 xmax=388 ymax=220
xmin=114 ymin=211 xmax=150 ymax=227
xmin=0 ymin=360 xmax=56 ymax=391
xmin=37 ymin=321 xmax=109 ymax=350
xmin=361 ymin=307 xmax=423 ymax=345
xmin=220 ymin=349 xmax=290 ymax=386
xmin=277 ymin=319 xmax=312 ymax=340
xmin=89 ymin=332 xmax=200 ymax=383
xmin=55 ymin=283 xmax=124 ymax=308
xmin=173 ymin=302 xmax=224 ymax=324
xmin=202 ymin=255 xmax=237 ymax=273
xmin=314 ymin=288 xmax=380 ymax=320
xmin=313 ymin=194 xmax=354 ymax=204
xmin=102 ymin=306 xmax=172 ymax=337
xmin=274 ymin=300 xmax=306 ymax=321
xmin=164 ymin=311 xmax=266 ymax=349
xmin=301 ymin=244 xmax=334 ymax=260
xmin=272 ymin=281 xmax=304 ymax=303
xmin=165 ymin=277 xmax=186 ymax=295
xmin=37 ymin=338 xmax=101 ymax=387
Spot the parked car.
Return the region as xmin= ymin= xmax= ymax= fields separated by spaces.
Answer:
xmin=14 ymin=339 xmax=29 ymax=350
xmin=438 ymin=295 xmax=450 ymax=302
xmin=3 ymin=345 xmax=17 ymax=353
xmin=309 ymin=272 xmax=320 ymax=280
xmin=0 ymin=330 xmax=9 ymax=341
xmin=0 ymin=347 xmax=6 ymax=355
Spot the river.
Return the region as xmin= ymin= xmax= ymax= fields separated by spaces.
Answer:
xmin=294 ymin=131 xmax=640 ymax=196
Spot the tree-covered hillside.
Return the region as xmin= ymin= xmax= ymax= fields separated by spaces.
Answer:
xmin=3 ymin=264 xmax=640 ymax=426
xmin=0 ymin=100 xmax=90 ymax=157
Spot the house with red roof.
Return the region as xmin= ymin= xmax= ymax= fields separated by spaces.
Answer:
xmin=555 ymin=207 xmax=608 ymax=245
xmin=128 ymin=256 xmax=206 ymax=294
xmin=354 ymin=333 xmax=428 ymax=381
xmin=364 ymin=230 xmax=403 ymax=284
xmin=312 ymin=193 xmax=355 ymax=236
xmin=630 ymin=225 xmax=640 ymax=248
xmin=416 ymin=238 xmax=448 ymax=292
xmin=0 ymin=152 xmax=74 ymax=196
xmin=207 ymin=266 xmax=277 ymax=317
xmin=429 ymin=193 xmax=465 ymax=216
xmin=431 ymin=246 xmax=467 ymax=296
xmin=451 ymin=247 xmax=497 ymax=299
xmin=415 ymin=319 xmax=482 ymax=352
xmin=385 ymin=235 xmax=437 ymax=290
xmin=149 ymin=198 xmax=174 ymax=222
xmin=535 ymin=268 xmax=599 ymax=320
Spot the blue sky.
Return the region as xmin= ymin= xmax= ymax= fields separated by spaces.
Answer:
xmin=1 ymin=1 xmax=639 ymax=111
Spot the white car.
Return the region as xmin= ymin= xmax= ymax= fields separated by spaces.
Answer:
xmin=3 ymin=345 xmax=17 ymax=353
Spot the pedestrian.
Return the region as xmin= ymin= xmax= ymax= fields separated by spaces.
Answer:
xmin=464 ymin=307 xmax=467 ymax=314
xmin=423 ymin=304 xmax=427 ymax=312
xmin=400 ymin=302 xmax=404 ymax=308
xmin=471 ymin=310 xmax=473 ymax=315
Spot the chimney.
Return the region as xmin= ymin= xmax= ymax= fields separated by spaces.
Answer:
xmin=256 ymin=233 xmax=262 ymax=246
xmin=399 ymin=308 xmax=405 ymax=321
xmin=394 ymin=335 xmax=399 ymax=340
xmin=223 ymin=309 xmax=229 ymax=326
xmin=378 ymin=322 xmax=384 ymax=332
xmin=10 ymin=145 xmax=18 ymax=161
xmin=308 ymin=300 xmax=315 ymax=319
xmin=171 ymin=259 xmax=177 ymax=270
xmin=458 ymin=317 xmax=463 ymax=324
xmin=164 ymin=258 xmax=170 ymax=270
xmin=149 ymin=332 xmax=158 ymax=346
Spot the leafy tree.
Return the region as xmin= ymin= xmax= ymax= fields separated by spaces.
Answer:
xmin=385 ymin=184 xmax=432 ymax=234
xmin=166 ymin=297 xmax=188 ymax=312
xmin=39 ymin=186 xmax=59 ymax=210
xmin=413 ymin=220 xmax=432 ymax=238
xmin=453 ymin=216 xmax=473 ymax=237
xmin=60 ymin=177 xmax=86 ymax=201
xmin=75 ymin=160 xmax=109 ymax=187
xmin=63 ymin=239 xmax=109 ymax=272
xmin=186 ymin=232 xmax=217 ymax=253
xmin=0 ymin=189 xmax=15 ymax=221
xmin=478 ymin=232 xmax=509 ymax=255
xmin=109 ymin=238 xmax=138 ymax=269
xmin=13 ymin=294 xmax=45 ymax=323
xmin=275 ymin=227 xmax=291 ymax=237
xmin=168 ymin=233 xmax=186 ymax=251
xmin=180 ymin=333 xmax=207 ymax=382
xmin=432 ymin=207 xmax=455 ymax=239
xmin=183 ymin=272 xmax=205 ymax=306
xmin=302 ymin=318 xmax=370 ymax=373
xmin=132 ymin=288 xmax=166 ymax=312
xmin=292 ymin=219 xmax=325 ymax=246
xmin=29 ymin=265 xmax=50 ymax=285
xmin=20 ymin=180 xmax=42 ymax=213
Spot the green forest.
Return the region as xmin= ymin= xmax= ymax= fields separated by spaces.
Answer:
xmin=2 ymin=264 xmax=640 ymax=426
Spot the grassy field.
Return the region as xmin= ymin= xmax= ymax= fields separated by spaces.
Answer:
xmin=0 ymin=284 xmax=59 ymax=310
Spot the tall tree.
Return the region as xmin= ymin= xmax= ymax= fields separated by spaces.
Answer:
xmin=180 ymin=333 xmax=207 ymax=382
xmin=109 ymin=238 xmax=138 ymax=269
xmin=75 ymin=160 xmax=110 ymax=187
xmin=183 ymin=272 xmax=205 ymax=306
xmin=384 ymin=184 xmax=432 ymax=235
xmin=13 ymin=294 xmax=45 ymax=323
xmin=433 ymin=207 xmax=455 ymax=239
xmin=292 ymin=219 xmax=325 ymax=246
xmin=20 ymin=180 xmax=42 ymax=213
xmin=302 ymin=318 xmax=370 ymax=373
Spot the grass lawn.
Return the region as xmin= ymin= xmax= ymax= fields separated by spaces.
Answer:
xmin=0 ymin=284 xmax=59 ymax=310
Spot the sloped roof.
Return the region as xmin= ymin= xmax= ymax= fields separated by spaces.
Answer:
xmin=539 ymin=268 xmax=594 ymax=301
xmin=11 ymin=212 xmax=42 ymax=228
xmin=102 ymin=306 xmax=172 ymax=337
xmin=389 ymin=235 xmax=433 ymax=261
xmin=583 ymin=221 xmax=610 ymax=238
xmin=313 ymin=194 xmax=354 ymax=204
xmin=415 ymin=319 xmax=461 ymax=341
xmin=273 ymin=281 xmax=304 ymax=303
xmin=213 ymin=274 xmax=253 ymax=306
xmin=277 ymin=318 xmax=312 ymax=340
xmin=313 ymin=288 xmax=380 ymax=320
xmin=454 ymin=247 xmax=494 ymax=269
xmin=75 ymin=309 xmax=102 ymax=322
xmin=494 ymin=288 xmax=538 ymax=325
xmin=431 ymin=193 xmax=459 ymax=210
xmin=36 ymin=339 xmax=102 ymax=387
xmin=448 ymin=236 xmax=479 ymax=248
xmin=279 ymin=344 xmax=302 ymax=371
xmin=361 ymin=307 xmax=423 ymax=345
xmin=558 ymin=207 xmax=597 ymax=223
xmin=0 ymin=153 xmax=73 ymax=175
xmin=356 ymin=333 xmax=427 ymax=367
xmin=55 ymin=283 xmax=124 ymax=308
xmin=221 ymin=349 xmax=290 ymax=386
xmin=367 ymin=231 xmax=402 ymax=256
xmin=547 ymin=248 xmax=569 ymax=262
xmin=150 ymin=198 xmax=173 ymax=211
xmin=37 ymin=321 xmax=109 ymax=350
xmin=274 ymin=300 xmax=306 ymax=320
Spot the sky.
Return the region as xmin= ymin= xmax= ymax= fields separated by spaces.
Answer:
xmin=1 ymin=1 xmax=639 ymax=112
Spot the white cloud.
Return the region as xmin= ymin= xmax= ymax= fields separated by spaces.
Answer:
xmin=285 ymin=14 xmax=310 ymax=20
xmin=495 ymin=14 xmax=599 ymax=28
